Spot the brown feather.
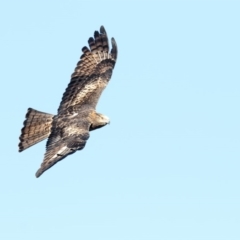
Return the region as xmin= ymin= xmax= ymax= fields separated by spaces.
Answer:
xmin=18 ymin=108 xmax=54 ymax=152
xmin=35 ymin=112 xmax=91 ymax=178
xmin=58 ymin=25 xmax=117 ymax=113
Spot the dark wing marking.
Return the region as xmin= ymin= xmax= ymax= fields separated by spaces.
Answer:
xmin=57 ymin=26 xmax=118 ymax=113
xmin=35 ymin=114 xmax=90 ymax=178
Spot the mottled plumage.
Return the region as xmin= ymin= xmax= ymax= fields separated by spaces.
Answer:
xmin=19 ymin=26 xmax=117 ymax=177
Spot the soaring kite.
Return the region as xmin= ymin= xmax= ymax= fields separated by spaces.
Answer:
xmin=18 ymin=26 xmax=117 ymax=178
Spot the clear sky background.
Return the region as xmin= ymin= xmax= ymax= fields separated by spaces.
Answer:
xmin=0 ymin=0 xmax=240 ymax=239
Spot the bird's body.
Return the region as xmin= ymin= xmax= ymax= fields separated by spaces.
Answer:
xmin=18 ymin=26 xmax=117 ymax=177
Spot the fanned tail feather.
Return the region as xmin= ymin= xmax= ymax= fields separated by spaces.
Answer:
xmin=18 ymin=108 xmax=54 ymax=152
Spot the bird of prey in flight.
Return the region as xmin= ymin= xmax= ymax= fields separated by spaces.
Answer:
xmin=18 ymin=26 xmax=117 ymax=178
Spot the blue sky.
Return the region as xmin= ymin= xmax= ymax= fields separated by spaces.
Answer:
xmin=0 ymin=0 xmax=240 ymax=239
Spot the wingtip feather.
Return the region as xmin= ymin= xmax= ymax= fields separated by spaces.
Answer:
xmin=111 ymin=37 xmax=118 ymax=60
xmin=100 ymin=26 xmax=106 ymax=35
xmin=35 ymin=170 xmax=41 ymax=178
xmin=36 ymin=166 xmax=46 ymax=178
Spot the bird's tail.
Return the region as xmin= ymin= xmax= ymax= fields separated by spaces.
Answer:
xmin=18 ymin=108 xmax=54 ymax=152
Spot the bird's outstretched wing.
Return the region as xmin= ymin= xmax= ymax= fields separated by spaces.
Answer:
xmin=35 ymin=114 xmax=90 ymax=178
xmin=58 ymin=26 xmax=118 ymax=113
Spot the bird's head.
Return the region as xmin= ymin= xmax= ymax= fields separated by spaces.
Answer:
xmin=90 ymin=113 xmax=110 ymax=131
